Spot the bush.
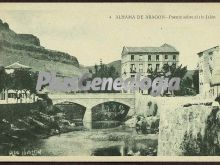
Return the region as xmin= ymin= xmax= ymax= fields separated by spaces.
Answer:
xmin=181 ymin=130 xmax=206 ymax=156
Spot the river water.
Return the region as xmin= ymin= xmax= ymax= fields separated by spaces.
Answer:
xmin=6 ymin=125 xmax=158 ymax=156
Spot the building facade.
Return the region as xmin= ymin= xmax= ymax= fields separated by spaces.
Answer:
xmin=121 ymin=43 xmax=179 ymax=93
xmin=197 ymin=46 xmax=220 ymax=99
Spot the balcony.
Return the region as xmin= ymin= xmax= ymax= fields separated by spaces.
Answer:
xmin=130 ymin=69 xmax=137 ymax=73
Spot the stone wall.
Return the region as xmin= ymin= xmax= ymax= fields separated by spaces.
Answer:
xmin=134 ymin=93 xmax=197 ymax=117
xmin=134 ymin=93 xmax=214 ymax=155
xmin=157 ymin=97 xmax=213 ymax=156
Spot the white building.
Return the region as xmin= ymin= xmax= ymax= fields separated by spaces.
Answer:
xmin=121 ymin=43 xmax=179 ymax=94
xmin=197 ymin=46 xmax=220 ymax=99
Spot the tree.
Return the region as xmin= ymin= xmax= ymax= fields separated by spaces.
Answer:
xmin=0 ymin=67 xmax=38 ymax=102
xmin=162 ymin=64 xmax=200 ymax=96
xmin=0 ymin=66 xmax=6 ymax=92
xmin=192 ymin=70 xmax=199 ymax=94
xmin=8 ymin=69 xmax=38 ymax=102
xmin=13 ymin=69 xmax=38 ymax=94
xmin=181 ymin=130 xmax=201 ymax=156
xmin=148 ymin=64 xmax=188 ymax=96
xmin=162 ymin=63 xmax=187 ymax=79
xmin=0 ymin=66 xmax=13 ymax=102
xmin=91 ymin=64 xmax=120 ymax=93
xmin=94 ymin=64 xmax=98 ymax=74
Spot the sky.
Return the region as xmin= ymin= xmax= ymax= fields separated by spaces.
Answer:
xmin=0 ymin=3 xmax=220 ymax=69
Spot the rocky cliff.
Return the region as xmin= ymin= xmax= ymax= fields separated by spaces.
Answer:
xmin=158 ymin=98 xmax=220 ymax=156
xmin=0 ymin=19 xmax=81 ymax=76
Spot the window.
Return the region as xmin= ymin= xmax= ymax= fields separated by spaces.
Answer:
xmin=139 ymin=64 xmax=143 ymax=72
xmin=131 ymin=55 xmax=134 ymax=61
xmin=139 ymin=55 xmax=143 ymax=61
xmin=209 ymin=52 xmax=213 ymax=55
xmin=147 ymin=64 xmax=152 ymax=73
xmin=156 ymin=64 xmax=160 ymax=71
xmin=173 ymin=55 xmax=176 ymax=60
xmin=131 ymin=75 xmax=135 ymax=78
xmin=130 ymin=64 xmax=136 ymax=73
xmin=156 ymin=55 xmax=159 ymax=61
xmin=148 ymin=55 xmax=151 ymax=61
xmin=165 ymin=55 xmax=168 ymax=60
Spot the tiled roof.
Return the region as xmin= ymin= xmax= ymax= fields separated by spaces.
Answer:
xmin=5 ymin=62 xmax=31 ymax=69
xmin=122 ymin=43 xmax=179 ymax=55
xmin=197 ymin=46 xmax=219 ymax=55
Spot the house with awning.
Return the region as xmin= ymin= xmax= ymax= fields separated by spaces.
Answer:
xmin=5 ymin=61 xmax=31 ymax=74
xmin=0 ymin=62 xmax=34 ymax=104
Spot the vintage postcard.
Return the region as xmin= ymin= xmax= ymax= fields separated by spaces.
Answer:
xmin=0 ymin=3 xmax=220 ymax=162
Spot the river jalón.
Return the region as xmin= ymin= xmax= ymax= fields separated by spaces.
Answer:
xmin=1 ymin=102 xmax=158 ymax=156
xmin=5 ymin=125 xmax=158 ymax=156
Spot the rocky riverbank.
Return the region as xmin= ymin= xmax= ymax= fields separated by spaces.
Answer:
xmin=0 ymin=105 xmax=84 ymax=154
xmin=0 ymin=97 xmax=161 ymax=156
xmin=125 ymin=115 xmax=160 ymax=134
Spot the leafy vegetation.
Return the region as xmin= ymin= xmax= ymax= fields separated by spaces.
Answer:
xmin=0 ymin=67 xmax=38 ymax=95
xmin=181 ymin=107 xmax=220 ymax=156
xmin=181 ymin=130 xmax=205 ymax=156
xmin=88 ymin=63 xmax=120 ymax=93
xmin=148 ymin=63 xmax=199 ymax=96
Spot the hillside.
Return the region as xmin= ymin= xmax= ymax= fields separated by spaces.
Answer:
xmin=107 ymin=60 xmax=121 ymax=74
xmin=83 ymin=60 xmax=196 ymax=80
xmin=83 ymin=60 xmax=121 ymax=74
xmin=0 ymin=19 xmax=82 ymax=76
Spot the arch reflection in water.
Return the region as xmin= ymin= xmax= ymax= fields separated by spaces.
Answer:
xmin=91 ymin=139 xmax=158 ymax=156
xmin=91 ymin=101 xmax=130 ymax=129
xmin=53 ymin=102 xmax=86 ymax=126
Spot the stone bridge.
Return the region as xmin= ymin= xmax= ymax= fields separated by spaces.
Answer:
xmin=48 ymin=93 xmax=135 ymax=128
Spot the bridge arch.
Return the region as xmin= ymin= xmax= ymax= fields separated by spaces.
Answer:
xmin=87 ymin=99 xmax=132 ymax=110
xmin=53 ymin=101 xmax=87 ymax=123
xmin=48 ymin=93 xmax=135 ymax=128
xmin=90 ymin=101 xmax=130 ymax=122
xmin=90 ymin=100 xmax=131 ymax=109
xmin=52 ymin=99 xmax=88 ymax=108
xmin=52 ymin=98 xmax=132 ymax=111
